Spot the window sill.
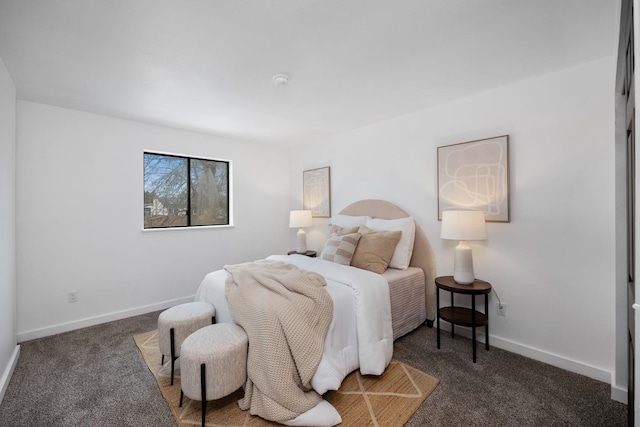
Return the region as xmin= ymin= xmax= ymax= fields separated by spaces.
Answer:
xmin=141 ymin=224 xmax=235 ymax=232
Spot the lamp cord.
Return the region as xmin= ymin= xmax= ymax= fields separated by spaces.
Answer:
xmin=492 ymin=287 xmax=502 ymax=305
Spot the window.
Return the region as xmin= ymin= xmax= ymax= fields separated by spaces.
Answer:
xmin=143 ymin=152 xmax=230 ymax=229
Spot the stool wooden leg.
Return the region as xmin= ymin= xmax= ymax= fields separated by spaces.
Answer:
xmin=170 ymin=328 xmax=176 ymax=386
xmin=161 ymin=355 xmax=164 ymax=365
xmin=200 ymin=363 xmax=207 ymax=427
xmin=179 ymin=390 xmax=184 ymax=407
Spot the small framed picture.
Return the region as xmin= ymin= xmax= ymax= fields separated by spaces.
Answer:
xmin=437 ymin=135 xmax=510 ymax=222
xmin=303 ymin=167 xmax=331 ymax=218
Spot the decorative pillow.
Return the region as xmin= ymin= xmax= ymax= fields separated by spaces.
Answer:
xmin=365 ymin=217 xmax=416 ymax=270
xmin=320 ymin=233 xmax=362 ymax=265
xmin=350 ymin=227 xmax=402 ymax=274
xmin=331 ymin=214 xmax=370 ymax=229
xmin=328 ymin=224 xmax=359 ymax=236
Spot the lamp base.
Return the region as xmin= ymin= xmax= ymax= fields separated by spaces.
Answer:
xmin=296 ymin=229 xmax=308 ymax=254
xmin=453 ymin=241 xmax=474 ymax=284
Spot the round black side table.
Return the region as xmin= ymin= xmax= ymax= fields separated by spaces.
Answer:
xmin=435 ymin=276 xmax=492 ymax=363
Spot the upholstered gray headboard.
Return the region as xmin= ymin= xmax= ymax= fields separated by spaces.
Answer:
xmin=339 ymin=199 xmax=436 ymax=322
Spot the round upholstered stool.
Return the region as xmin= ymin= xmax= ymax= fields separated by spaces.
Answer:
xmin=179 ymin=323 xmax=248 ymax=427
xmin=158 ymin=301 xmax=216 ymax=385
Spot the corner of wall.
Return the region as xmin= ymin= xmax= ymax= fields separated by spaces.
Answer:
xmin=0 ymin=54 xmax=17 ymax=407
xmin=0 ymin=345 xmax=19 ymax=405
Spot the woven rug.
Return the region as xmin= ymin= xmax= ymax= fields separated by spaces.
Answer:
xmin=134 ymin=329 xmax=438 ymax=426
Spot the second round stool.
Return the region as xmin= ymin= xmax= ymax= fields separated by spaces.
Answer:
xmin=179 ymin=323 xmax=248 ymax=427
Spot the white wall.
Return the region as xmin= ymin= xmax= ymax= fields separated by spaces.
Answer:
xmin=0 ymin=56 xmax=18 ymax=403
xmin=8 ymin=51 xmax=620 ymax=397
xmin=291 ymin=57 xmax=617 ymax=385
xmin=16 ymin=102 xmax=291 ymax=340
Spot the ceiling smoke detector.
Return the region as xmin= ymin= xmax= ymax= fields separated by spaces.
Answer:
xmin=273 ymin=74 xmax=289 ymax=86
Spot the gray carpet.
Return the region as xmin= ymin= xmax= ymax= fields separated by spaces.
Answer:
xmin=395 ymin=327 xmax=627 ymax=426
xmin=0 ymin=311 xmax=627 ymax=426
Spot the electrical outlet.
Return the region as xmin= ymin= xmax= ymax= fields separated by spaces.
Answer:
xmin=68 ymin=291 xmax=78 ymax=303
xmin=497 ymin=302 xmax=506 ymax=316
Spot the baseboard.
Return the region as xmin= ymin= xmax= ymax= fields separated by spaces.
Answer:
xmin=490 ymin=335 xmax=611 ymax=383
xmin=437 ymin=324 xmax=614 ymax=388
xmin=16 ymin=296 xmax=195 ymax=343
xmin=0 ymin=345 xmax=20 ymax=405
xmin=611 ymin=383 xmax=628 ymax=404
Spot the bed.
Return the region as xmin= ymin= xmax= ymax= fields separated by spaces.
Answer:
xmin=338 ymin=199 xmax=436 ymax=331
xmin=194 ymin=199 xmax=436 ymax=426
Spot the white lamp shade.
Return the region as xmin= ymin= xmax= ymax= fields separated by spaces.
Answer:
xmin=440 ymin=210 xmax=487 ymax=241
xmin=289 ymin=210 xmax=313 ymax=228
xmin=440 ymin=210 xmax=487 ymax=285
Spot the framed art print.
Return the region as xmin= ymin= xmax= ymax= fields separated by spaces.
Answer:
xmin=437 ymin=135 xmax=510 ymax=222
xmin=303 ymin=167 xmax=331 ymax=218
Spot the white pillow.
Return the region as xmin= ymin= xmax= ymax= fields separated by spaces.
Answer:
xmin=331 ymin=214 xmax=370 ymax=229
xmin=365 ymin=217 xmax=415 ymax=270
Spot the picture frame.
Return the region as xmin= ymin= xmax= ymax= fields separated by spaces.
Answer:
xmin=303 ymin=167 xmax=331 ymax=218
xmin=437 ymin=135 xmax=510 ymax=222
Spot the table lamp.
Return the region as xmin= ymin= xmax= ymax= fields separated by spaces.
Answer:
xmin=289 ymin=210 xmax=313 ymax=253
xmin=440 ymin=210 xmax=487 ymax=284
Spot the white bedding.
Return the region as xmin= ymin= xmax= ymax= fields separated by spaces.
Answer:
xmin=193 ymin=254 xmax=394 ymax=425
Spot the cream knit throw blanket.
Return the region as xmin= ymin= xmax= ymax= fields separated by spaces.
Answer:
xmin=224 ymin=260 xmax=333 ymax=423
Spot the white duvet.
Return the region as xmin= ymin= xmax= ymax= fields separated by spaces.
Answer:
xmin=193 ymin=254 xmax=394 ymax=426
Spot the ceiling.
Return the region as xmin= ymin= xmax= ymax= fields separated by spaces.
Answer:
xmin=0 ymin=0 xmax=616 ymax=147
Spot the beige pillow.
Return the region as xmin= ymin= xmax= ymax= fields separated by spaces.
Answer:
xmin=350 ymin=226 xmax=402 ymax=274
xmin=365 ymin=217 xmax=415 ymax=270
xmin=320 ymin=233 xmax=362 ymax=265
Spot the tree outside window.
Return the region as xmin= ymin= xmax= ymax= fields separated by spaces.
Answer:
xmin=144 ymin=152 xmax=230 ymax=228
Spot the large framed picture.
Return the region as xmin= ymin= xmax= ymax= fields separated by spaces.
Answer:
xmin=437 ymin=135 xmax=510 ymax=222
xmin=303 ymin=167 xmax=331 ymax=218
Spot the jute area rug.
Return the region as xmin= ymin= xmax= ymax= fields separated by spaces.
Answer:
xmin=134 ymin=330 xmax=438 ymax=427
